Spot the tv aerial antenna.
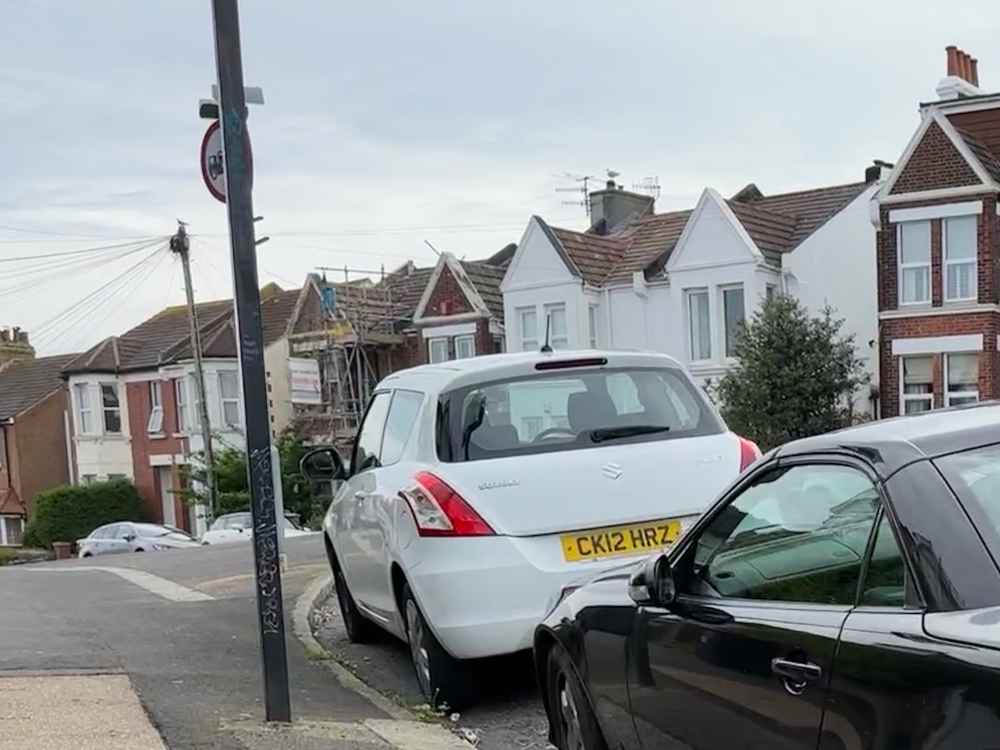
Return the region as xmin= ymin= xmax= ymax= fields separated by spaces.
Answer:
xmin=554 ymin=172 xmax=595 ymax=217
xmin=632 ymin=176 xmax=661 ymax=200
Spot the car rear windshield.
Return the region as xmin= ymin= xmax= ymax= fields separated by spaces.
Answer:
xmin=436 ymin=365 xmax=723 ymax=463
xmin=936 ymin=444 xmax=1000 ymax=564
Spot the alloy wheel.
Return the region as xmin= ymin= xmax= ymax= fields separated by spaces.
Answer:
xmin=405 ymin=599 xmax=432 ymax=697
xmin=558 ymin=674 xmax=584 ymax=750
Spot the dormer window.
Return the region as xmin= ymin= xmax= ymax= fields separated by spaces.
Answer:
xmin=899 ymin=221 xmax=931 ymax=305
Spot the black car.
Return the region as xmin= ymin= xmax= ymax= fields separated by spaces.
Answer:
xmin=534 ymin=403 xmax=1000 ymax=750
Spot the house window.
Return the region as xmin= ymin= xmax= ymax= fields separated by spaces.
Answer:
xmin=518 ymin=307 xmax=538 ymax=351
xmin=454 ymin=334 xmax=476 ymax=359
xmin=1 ymin=516 xmax=24 ymax=546
xmin=428 ymin=337 xmax=449 ymax=363
xmin=147 ymin=381 xmax=163 ymax=434
xmin=100 ymin=383 xmax=122 ymax=434
xmin=686 ymin=289 xmax=711 ymax=361
xmin=899 ymin=221 xmax=931 ymax=305
xmin=588 ymin=305 xmax=599 ymax=348
xmin=74 ymin=383 xmax=93 ymax=434
xmin=721 ymin=285 xmax=745 ymax=359
xmin=901 ymin=356 xmax=933 ymax=414
xmin=544 ymin=303 xmax=569 ymax=349
xmin=765 ymin=284 xmax=777 ymax=302
xmin=944 ymin=216 xmax=977 ymax=302
xmin=175 ymin=378 xmax=189 ymax=432
xmin=945 ymin=353 xmax=979 ymax=406
xmin=219 ymin=371 xmax=242 ymax=428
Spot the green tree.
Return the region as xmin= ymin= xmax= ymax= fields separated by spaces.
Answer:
xmin=180 ymin=431 xmax=320 ymax=526
xmin=715 ymin=295 xmax=867 ymax=451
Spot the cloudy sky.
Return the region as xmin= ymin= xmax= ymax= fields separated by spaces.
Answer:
xmin=1 ymin=1 xmax=994 ymax=355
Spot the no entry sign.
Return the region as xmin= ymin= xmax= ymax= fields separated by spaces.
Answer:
xmin=200 ymin=119 xmax=253 ymax=203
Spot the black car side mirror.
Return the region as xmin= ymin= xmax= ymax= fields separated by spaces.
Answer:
xmin=122 ymin=534 xmax=136 ymax=542
xmin=628 ymin=552 xmax=677 ymax=607
xmin=300 ymin=446 xmax=347 ymax=482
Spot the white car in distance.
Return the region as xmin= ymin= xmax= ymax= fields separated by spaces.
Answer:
xmin=199 ymin=512 xmax=314 ymax=545
xmin=301 ymin=350 xmax=759 ymax=708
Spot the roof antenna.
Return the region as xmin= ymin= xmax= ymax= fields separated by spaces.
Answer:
xmin=540 ymin=314 xmax=553 ymax=353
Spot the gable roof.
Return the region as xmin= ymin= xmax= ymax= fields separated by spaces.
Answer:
xmin=0 ymin=354 xmax=78 ymax=421
xmin=0 ymin=488 xmax=26 ymax=516
xmin=537 ymin=179 xmax=868 ymax=287
xmin=63 ymin=285 xmax=309 ymax=376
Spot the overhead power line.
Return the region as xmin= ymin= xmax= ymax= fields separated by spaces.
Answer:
xmin=0 ymin=236 xmax=165 ymax=263
xmin=0 ymin=223 xmax=157 ymax=240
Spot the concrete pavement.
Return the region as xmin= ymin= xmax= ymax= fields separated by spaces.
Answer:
xmin=0 ymin=536 xmax=470 ymax=749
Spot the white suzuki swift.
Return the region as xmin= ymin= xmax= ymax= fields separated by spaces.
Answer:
xmin=306 ymin=350 xmax=758 ymax=708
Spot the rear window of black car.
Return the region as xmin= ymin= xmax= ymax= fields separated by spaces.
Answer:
xmin=436 ymin=366 xmax=723 ymax=463
xmin=936 ymin=444 xmax=1000 ymax=565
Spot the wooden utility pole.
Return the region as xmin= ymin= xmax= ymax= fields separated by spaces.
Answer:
xmin=169 ymin=222 xmax=217 ymax=522
xmin=210 ymin=0 xmax=291 ymax=722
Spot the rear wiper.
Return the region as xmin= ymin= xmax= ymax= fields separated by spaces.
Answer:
xmin=590 ymin=424 xmax=670 ymax=443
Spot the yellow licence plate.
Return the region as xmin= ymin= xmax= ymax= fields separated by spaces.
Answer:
xmin=561 ymin=519 xmax=683 ymax=562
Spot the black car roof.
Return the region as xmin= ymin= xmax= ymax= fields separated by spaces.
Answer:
xmin=774 ymin=402 xmax=1000 ymax=478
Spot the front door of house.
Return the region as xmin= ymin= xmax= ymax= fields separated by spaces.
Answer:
xmin=158 ymin=467 xmax=176 ymax=527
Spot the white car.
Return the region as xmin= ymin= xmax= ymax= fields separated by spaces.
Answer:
xmin=199 ymin=512 xmax=315 ymax=545
xmin=307 ymin=350 xmax=758 ymax=708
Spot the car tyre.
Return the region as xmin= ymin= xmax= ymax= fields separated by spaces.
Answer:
xmin=333 ymin=566 xmax=376 ymax=644
xmin=401 ymin=583 xmax=476 ymax=710
xmin=547 ymin=645 xmax=608 ymax=750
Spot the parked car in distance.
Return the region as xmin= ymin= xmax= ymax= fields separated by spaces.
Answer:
xmin=77 ymin=522 xmax=199 ymax=557
xmin=534 ymin=402 xmax=1000 ymax=750
xmin=199 ymin=512 xmax=315 ymax=545
xmin=301 ymin=350 xmax=758 ymax=708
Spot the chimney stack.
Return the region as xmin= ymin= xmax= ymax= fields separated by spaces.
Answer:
xmin=937 ymin=45 xmax=983 ymax=100
xmin=0 ymin=326 xmax=35 ymax=366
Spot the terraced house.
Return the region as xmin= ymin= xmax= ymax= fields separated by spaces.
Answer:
xmin=503 ymin=167 xmax=887 ymax=419
xmin=875 ymin=47 xmax=1000 ymax=417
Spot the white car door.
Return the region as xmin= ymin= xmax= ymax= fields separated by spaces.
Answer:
xmin=334 ymin=391 xmax=392 ymax=615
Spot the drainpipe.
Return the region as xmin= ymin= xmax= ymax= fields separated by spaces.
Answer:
xmin=604 ymin=286 xmax=614 ymax=348
xmin=63 ymin=410 xmax=76 ymax=485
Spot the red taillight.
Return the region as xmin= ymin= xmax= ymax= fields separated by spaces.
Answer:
xmin=738 ymin=436 xmax=761 ymax=472
xmin=401 ymin=471 xmax=495 ymax=537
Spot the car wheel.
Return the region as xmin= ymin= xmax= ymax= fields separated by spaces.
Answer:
xmin=401 ymin=583 xmax=476 ymax=710
xmin=333 ymin=566 xmax=376 ymax=643
xmin=547 ymin=645 xmax=608 ymax=750
xmin=134 ymin=548 xmax=144 ymax=552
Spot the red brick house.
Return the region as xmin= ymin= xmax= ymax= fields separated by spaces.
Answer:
xmin=385 ymin=245 xmax=513 ymax=367
xmin=876 ymin=46 xmax=1000 ymax=417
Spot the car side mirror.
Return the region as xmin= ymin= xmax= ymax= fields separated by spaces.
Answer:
xmin=628 ymin=552 xmax=677 ymax=607
xmin=300 ymin=446 xmax=347 ymax=482
xmin=123 ymin=534 xmax=136 ymax=542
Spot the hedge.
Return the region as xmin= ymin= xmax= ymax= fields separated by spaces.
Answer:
xmin=23 ymin=479 xmax=144 ymax=549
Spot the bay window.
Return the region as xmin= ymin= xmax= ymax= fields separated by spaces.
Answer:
xmin=428 ymin=337 xmax=449 ymax=363
xmin=175 ymin=378 xmax=189 ymax=432
xmin=945 ymin=353 xmax=979 ymax=406
xmin=454 ymin=334 xmax=476 ymax=359
xmin=74 ymin=383 xmax=93 ymax=434
xmin=544 ymin=303 xmax=568 ymax=349
xmin=100 ymin=383 xmax=121 ymax=434
xmin=901 ymin=356 xmax=933 ymax=414
xmin=944 ymin=216 xmax=977 ymax=301
xmin=687 ymin=289 xmax=711 ymax=361
xmin=588 ymin=304 xmax=599 ymax=348
xmin=721 ymin=285 xmax=745 ymax=358
xmin=899 ymin=221 xmax=931 ymax=305
xmin=518 ymin=307 xmax=538 ymax=351
xmin=219 ymin=370 xmax=242 ymax=428
xmin=147 ymin=381 xmax=163 ymax=434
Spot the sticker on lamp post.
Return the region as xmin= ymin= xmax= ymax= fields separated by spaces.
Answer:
xmin=200 ymin=119 xmax=253 ymax=203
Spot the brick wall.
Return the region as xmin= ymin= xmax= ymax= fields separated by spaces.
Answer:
xmin=424 ymin=267 xmax=473 ymax=317
xmin=126 ymin=380 xmax=187 ymax=527
xmin=879 ymin=312 xmax=1000 ymax=417
xmin=890 ymin=121 xmax=980 ymax=194
xmin=14 ymin=390 xmax=71 ymax=515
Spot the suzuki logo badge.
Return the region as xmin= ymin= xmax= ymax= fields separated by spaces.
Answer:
xmin=602 ymin=462 xmax=623 ymax=480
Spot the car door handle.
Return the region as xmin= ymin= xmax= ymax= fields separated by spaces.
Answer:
xmin=354 ymin=491 xmax=367 ymax=500
xmin=771 ymin=657 xmax=823 ymax=683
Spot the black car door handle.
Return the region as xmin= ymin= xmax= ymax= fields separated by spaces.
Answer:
xmin=771 ymin=657 xmax=823 ymax=682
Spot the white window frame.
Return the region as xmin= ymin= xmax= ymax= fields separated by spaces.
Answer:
xmin=147 ymin=381 xmax=164 ymax=434
xmin=0 ymin=515 xmax=25 ymax=546
xmin=175 ymin=378 xmax=189 ymax=432
xmin=543 ymin=303 xmax=569 ymax=349
xmin=900 ymin=355 xmax=934 ymax=414
xmin=898 ymin=221 xmax=932 ymax=306
xmin=428 ymin=337 xmax=450 ymax=363
xmin=74 ymin=383 xmax=94 ymax=435
xmin=685 ymin=288 xmax=712 ymax=363
xmin=99 ymin=382 xmax=122 ymax=435
xmin=945 ymin=352 xmax=979 ymax=406
xmin=518 ymin=307 xmax=538 ymax=351
xmin=588 ymin=304 xmax=599 ymax=348
xmin=454 ymin=334 xmax=476 ymax=360
xmin=218 ymin=370 xmax=242 ymax=429
xmin=720 ymin=284 xmax=746 ymax=360
xmin=943 ymin=216 xmax=978 ymax=303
